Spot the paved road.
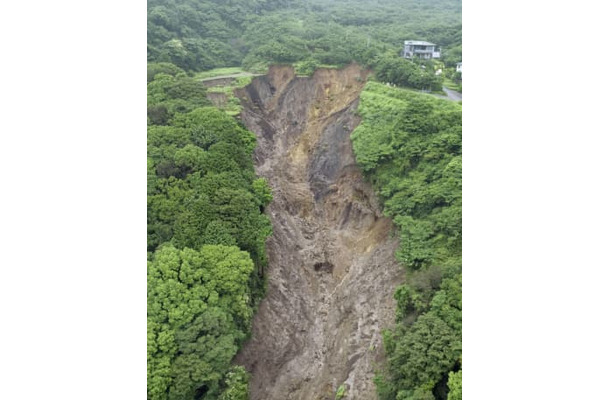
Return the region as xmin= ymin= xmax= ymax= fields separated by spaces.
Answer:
xmin=442 ymin=86 xmax=462 ymax=102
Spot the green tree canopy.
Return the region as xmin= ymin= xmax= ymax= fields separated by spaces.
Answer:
xmin=147 ymin=245 xmax=255 ymax=400
xmin=352 ymin=82 xmax=461 ymax=399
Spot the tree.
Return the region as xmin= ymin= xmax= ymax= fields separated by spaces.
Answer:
xmin=147 ymin=245 xmax=255 ymax=400
xmin=389 ymin=313 xmax=461 ymax=391
xmin=252 ymin=178 xmax=273 ymax=207
xmin=148 ymin=62 xmax=184 ymax=82
xmin=353 ymin=82 xmax=461 ymax=397
xmin=447 ymin=370 xmax=462 ymax=400
xmin=219 ymin=366 xmax=250 ymax=400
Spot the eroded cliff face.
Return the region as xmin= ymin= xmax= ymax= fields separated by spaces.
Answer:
xmin=234 ymin=64 xmax=404 ymax=400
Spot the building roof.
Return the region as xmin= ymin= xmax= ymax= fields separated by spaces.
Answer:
xmin=404 ymin=40 xmax=436 ymax=46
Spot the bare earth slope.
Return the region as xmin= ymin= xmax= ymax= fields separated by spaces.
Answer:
xmin=234 ymin=65 xmax=404 ymax=400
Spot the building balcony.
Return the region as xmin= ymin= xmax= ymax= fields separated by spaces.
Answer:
xmin=404 ymin=51 xmax=441 ymax=59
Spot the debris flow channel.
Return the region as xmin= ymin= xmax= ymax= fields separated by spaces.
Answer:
xmin=234 ymin=65 xmax=404 ymax=400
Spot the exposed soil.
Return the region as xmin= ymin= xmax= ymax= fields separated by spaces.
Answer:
xmin=234 ymin=64 xmax=404 ymax=400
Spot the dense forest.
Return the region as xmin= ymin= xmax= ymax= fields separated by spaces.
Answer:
xmin=147 ymin=65 xmax=272 ymax=399
xmin=147 ymin=1 xmax=461 ymax=399
xmin=351 ymin=82 xmax=461 ymax=399
xmin=147 ymin=0 xmax=461 ymax=72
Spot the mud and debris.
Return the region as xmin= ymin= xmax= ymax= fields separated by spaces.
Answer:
xmin=234 ymin=64 xmax=404 ymax=400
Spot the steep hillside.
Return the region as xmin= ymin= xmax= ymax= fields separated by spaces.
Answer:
xmin=147 ymin=0 xmax=462 ymax=71
xmin=233 ymin=65 xmax=404 ymax=399
xmin=352 ymin=82 xmax=462 ymax=400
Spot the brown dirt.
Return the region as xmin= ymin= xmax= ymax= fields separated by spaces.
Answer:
xmin=234 ymin=64 xmax=404 ymax=400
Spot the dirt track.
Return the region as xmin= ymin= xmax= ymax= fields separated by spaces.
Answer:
xmin=234 ymin=65 xmax=404 ymax=400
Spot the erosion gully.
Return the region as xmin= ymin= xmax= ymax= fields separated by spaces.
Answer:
xmin=233 ymin=64 xmax=404 ymax=400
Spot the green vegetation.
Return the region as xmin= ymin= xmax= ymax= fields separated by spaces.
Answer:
xmin=447 ymin=370 xmax=462 ymax=400
xmin=147 ymin=245 xmax=254 ymax=399
xmin=218 ymin=366 xmax=250 ymax=400
xmin=147 ymin=0 xmax=461 ymax=78
xmin=294 ymin=60 xmax=340 ymax=76
xmin=443 ymin=64 xmax=462 ymax=93
xmin=147 ymin=1 xmax=461 ymax=398
xmin=193 ymin=67 xmax=246 ymax=80
xmin=443 ymin=78 xmax=460 ymax=92
xmin=204 ymin=76 xmax=253 ymax=116
xmin=147 ymin=63 xmax=213 ymax=125
xmin=335 ymin=384 xmax=347 ymax=399
xmin=352 ymin=82 xmax=461 ymax=400
xmin=147 ymin=62 xmax=272 ymax=399
xmin=373 ymin=53 xmax=444 ymax=91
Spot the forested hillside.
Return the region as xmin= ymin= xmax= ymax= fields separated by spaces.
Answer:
xmin=147 ymin=65 xmax=272 ymax=399
xmin=351 ymin=82 xmax=461 ymax=400
xmin=147 ymin=1 xmax=461 ymax=399
xmin=147 ymin=0 xmax=461 ymax=72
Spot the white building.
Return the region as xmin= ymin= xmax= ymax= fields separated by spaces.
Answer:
xmin=456 ymin=62 xmax=462 ymax=73
xmin=403 ymin=40 xmax=441 ymax=60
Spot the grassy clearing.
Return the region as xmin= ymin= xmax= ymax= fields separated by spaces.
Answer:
xmin=194 ymin=67 xmax=245 ymax=80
